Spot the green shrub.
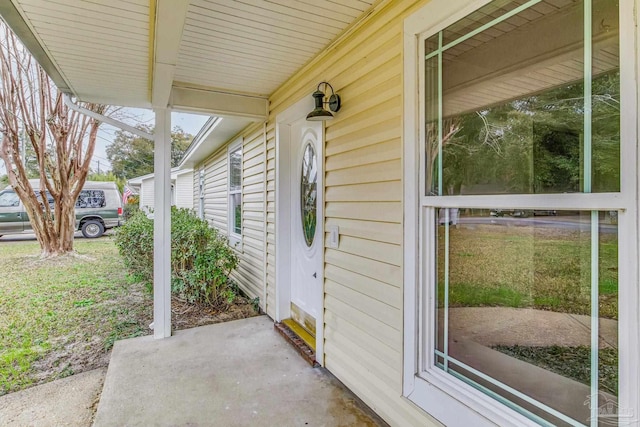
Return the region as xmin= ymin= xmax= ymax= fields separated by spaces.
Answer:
xmin=114 ymin=209 xmax=154 ymax=283
xmin=114 ymin=208 xmax=239 ymax=308
xmin=122 ymin=201 xmax=140 ymax=221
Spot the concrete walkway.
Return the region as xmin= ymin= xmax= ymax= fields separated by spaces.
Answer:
xmin=447 ymin=307 xmax=618 ymax=348
xmin=0 ymin=368 xmax=106 ymax=427
xmin=0 ymin=308 xmax=617 ymax=426
xmin=93 ymin=316 xmax=383 ymax=427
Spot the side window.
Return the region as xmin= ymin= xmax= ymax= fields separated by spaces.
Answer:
xmin=76 ymin=190 xmax=106 ymax=208
xmin=0 ymin=190 xmax=19 ymax=207
xmin=228 ymin=140 xmax=242 ymax=247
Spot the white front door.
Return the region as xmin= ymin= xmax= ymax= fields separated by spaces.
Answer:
xmin=289 ymin=118 xmax=322 ymax=326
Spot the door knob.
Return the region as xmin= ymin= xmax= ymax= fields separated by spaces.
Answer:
xmin=312 ymin=272 xmax=317 ymax=278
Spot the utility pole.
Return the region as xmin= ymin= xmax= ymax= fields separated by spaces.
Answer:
xmin=97 ymin=160 xmax=100 ymax=174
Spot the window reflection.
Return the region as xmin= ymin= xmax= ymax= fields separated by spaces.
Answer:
xmin=300 ymin=143 xmax=317 ymax=247
xmin=425 ymin=0 xmax=620 ymax=196
xmin=436 ymin=210 xmax=618 ymax=425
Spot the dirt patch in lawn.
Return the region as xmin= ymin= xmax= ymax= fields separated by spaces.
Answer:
xmin=24 ymin=295 xmax=259 ymax=394
xmin=0 ymin=239 xmax=259 ymax=396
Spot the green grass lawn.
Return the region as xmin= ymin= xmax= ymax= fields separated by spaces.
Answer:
xmin=438 ymin=224 xmax=618 ymax=319
xmin=0 ymin=238 xmax=152 ymax=396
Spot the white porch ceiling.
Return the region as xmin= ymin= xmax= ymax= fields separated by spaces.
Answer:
xmin=176 ymin=0 xmax=374 ymax=97
xmin=1 ymin=0 xmax=377 ymax=116
xmin=5 ymin=0 xmax=150 ymax=107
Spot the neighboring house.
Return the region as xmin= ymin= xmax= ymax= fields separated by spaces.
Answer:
xmin=128 ymin=168 xmax=194 ymax=213
xmin=3 ymin=1 xmax=638 ymax=426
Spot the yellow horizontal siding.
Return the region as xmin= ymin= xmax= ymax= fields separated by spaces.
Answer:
xmin=325 ymin=350 xmax=436 ymax=427
xmin=324 ymin=335 xmax=400 ymax=391
xmin=325 ymin=217 xmax=402 ymax=245
xmin=325 ymin=279 xmax=400 ymax=330
xmin=265 ymin=1 xmax=439 ymax=426
xmin=325 ymin=159 xmax=401 ymax=187
xmin=325 ymin=181 xmax=402 ymax=202
xmin=326 ymin=138 xmax=401 ymax=171
xmin=324 ymin=264 xmax=401 ymax=308
xmin=327 ymin=235 xmax=402 ymax=266
xmin=324 ymin=294 xmax=400 ymax=354
xmin=325 ymin=201 xmax=402 ymax=223
xmin=324 ymin=311 xmax=400 ymax=371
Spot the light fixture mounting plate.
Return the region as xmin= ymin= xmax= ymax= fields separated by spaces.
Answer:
xmin=328 ymin=94 xmax=341 ymax=112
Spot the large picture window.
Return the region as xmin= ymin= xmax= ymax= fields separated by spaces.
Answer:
xmin=404 ymin=0 xmax=638 ymax=426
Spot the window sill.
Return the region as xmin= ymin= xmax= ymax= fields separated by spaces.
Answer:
xmin=407 ymin=368 xmax=540 ymax=427
xmin=229 ymin=234 xmax=242 ymax=252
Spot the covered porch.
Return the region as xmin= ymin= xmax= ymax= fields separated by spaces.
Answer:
xmin=92 ymin=316 xmax=382 ymax=426
xmin=0 ymin=0 xmax=379 ymax=338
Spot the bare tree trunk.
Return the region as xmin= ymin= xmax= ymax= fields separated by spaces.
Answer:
xmin=425 ymin=118 xmax=461 ymax=195
xmin=0 ymin=22 xmax=110 ymax=257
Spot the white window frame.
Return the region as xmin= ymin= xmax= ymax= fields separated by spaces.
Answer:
xmin=402 ymin=1 xmax=640 ymax=426
xmin=228 ymin=138 xmax=242 ymax=249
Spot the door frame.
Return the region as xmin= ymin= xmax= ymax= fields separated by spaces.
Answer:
xmin=275 ymin=94 xmax=325 ymax=366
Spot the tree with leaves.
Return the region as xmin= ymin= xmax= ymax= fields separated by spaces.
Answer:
xmin=437 ymin=70 xmax=620 ymax=195
xmin=0 ymin=21 xmax=112 ymax=256
xmin=106 ymin=125 xmax=192 ymax=179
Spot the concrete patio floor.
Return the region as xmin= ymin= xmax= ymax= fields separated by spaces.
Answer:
xmin=93 ymin=315 xmax=384 ymax=427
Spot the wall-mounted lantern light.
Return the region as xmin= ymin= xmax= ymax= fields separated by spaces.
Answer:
xmin=306 ymin=82 xmax=341 ymax=121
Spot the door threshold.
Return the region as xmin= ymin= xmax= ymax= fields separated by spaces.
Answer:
xmin=274 ymin=321 xmax=318 ymax=367
xmin=283 ymin=318 xmax=315 ymax=350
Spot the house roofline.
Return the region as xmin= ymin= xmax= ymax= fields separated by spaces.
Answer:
xmin=127 ymin=167 xmax=193 ymax=185
xmin=179 ymin=116 xmax=222 ymax=167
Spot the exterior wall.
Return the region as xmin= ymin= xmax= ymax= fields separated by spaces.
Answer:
xmin=140 ymin=176 xmax=154 ymax=213
xmin=237 ymin=124 xmax=266 ymax=307
xmin=202 ymin=146 xmax=228 ymax=233
xmin=196 ymin=123 xmax=267 ymax=310
xmin=265 ymin=1 xmax=437 ymax=426
xmin=175 ymin=173 xmax=193 ymax=210
xmin=193 ymin=168 xmax=200 ymax=216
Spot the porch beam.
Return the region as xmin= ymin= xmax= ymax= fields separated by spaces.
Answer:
xmin=171 ymin=85 xmax=268 ymax=120
xmin=153 ymin=108 xmax=172 ymax=339
xmin=151 ymin=0 xmax=189 ymax=108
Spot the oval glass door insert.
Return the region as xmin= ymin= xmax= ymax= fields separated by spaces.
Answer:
xmin=301 ymin=143 xmax=317 ymax=247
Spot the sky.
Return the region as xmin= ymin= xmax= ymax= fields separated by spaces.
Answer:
xmin=91 ymin=108 xmax=211 ymax=173
xmin=0 ymin=108 xmax=211 ymax=175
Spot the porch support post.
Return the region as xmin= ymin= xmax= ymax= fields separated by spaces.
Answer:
xmin=153 ymin=108 xmax=172 ymax=339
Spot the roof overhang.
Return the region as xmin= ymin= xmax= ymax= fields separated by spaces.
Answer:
xmin=1 ymin=0 xmax=378 ymax=121
xmin=180 ymin=116 xmax=251 ymax=168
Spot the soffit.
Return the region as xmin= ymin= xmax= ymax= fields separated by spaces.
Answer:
xmin=4 ymin=0 xmax=376 ymax=111
xmin=8 ymin=0 xmax=150 ymax=107
xmin=175 ymin=0 xmax=375 ymax=97
xmin=440 ymin=0 xmax=619 ymax=117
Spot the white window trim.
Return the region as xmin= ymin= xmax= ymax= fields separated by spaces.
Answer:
xmin=228 ymin=137 xmax=242 ymax=249
xmin=402 ymin=1 xmax=640 ymax=426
